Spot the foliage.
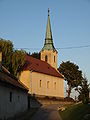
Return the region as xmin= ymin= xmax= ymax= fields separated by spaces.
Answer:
xmin=0 ymin=38 xmax=13 ymax=70
xmin=58 ymin=61 xmax=82 ymax=98
xmin=59 ymin=103 xmax=90 ymax=120
xmin=0 ymin=38 xmax=26 ymax=76
xmin=78 ymin=76 xmax=89 ymax=104
xmin=30 ymin=52 xmax=40 ymax=59
xmin=11 ymin=50 xmax=26 ymax=76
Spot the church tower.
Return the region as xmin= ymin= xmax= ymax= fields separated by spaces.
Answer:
xmin=40 ymin=9 xmax=57 ymax=69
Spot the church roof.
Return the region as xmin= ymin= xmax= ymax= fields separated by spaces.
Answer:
xmin=42 ymin=9 xmax=56 ymax=51
xmin=19 ymin=54 xmax=63 ymax=78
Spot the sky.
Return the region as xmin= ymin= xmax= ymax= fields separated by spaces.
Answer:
xmin=0 ymin=0 xmax=90 ymax=97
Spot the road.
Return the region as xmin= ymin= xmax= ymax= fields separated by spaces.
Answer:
xmin=31 ymin=104 xmax=62 ymax=120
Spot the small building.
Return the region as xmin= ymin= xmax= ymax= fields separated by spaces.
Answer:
xmin=0 ymin=51 xmax=28 ymax=120
xmin=18 ymin=10 xmax=64 ymax=99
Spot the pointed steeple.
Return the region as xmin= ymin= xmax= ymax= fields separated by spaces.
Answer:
xmin=42 ymin=9 xmax=55 ymax=51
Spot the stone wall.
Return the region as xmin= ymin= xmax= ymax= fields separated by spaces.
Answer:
xmin=30 ymin=95 xmax=73 ymax=107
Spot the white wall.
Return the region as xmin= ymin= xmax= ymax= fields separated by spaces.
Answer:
xmin=20 ymin=70 xmax=64 ymax=98
xmin=0 ymin=84 xmax=28 ymax=120
xmin=31 ymin=72 xmax=64 ymax=98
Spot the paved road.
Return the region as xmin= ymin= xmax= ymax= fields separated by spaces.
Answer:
xmin=31 ymin=104 xmax=62 ymax=120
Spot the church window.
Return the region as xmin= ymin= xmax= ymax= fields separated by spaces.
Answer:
xmin=10 ymin=92 xmax=12 ymax=102
xmin=54 ymin=82 xmax=56 ymax=90
xmin=45 ymin=55 xmax=48 ymax=62
xmin=40 ymin=80 xmax=42 ymax=87
xmin=54 ymin=56 xmax=55 ymax=62
xmin=47 ymin=81 xmax=49 ymax=89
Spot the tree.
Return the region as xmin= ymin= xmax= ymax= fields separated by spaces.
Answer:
xmin=58 ymin=61 xmax=82 ymax=98
xmin=0 ymin=38 xmax=26 ymax=76
xmin=30 ymin=52 xmax=40 ymax=59
xmin=0 ymin=38 xmax=13 ymax=70
xmin=78 ymin=76 xmax=89 ymax=104
xmin=11 ymin=50 xmax=26 ymax=76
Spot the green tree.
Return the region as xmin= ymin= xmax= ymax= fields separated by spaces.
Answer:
xmin=0 ymin=38 xmax=13 ymax=70
xmin=11 ymin=50 xmax=26 ymax=76
xmin=30 ymin=52 xmax=40 ymax=59
xmin=58 ymin=61 xmax=82 ymax=98
xmin=78 ymin=76 xmax=89 ymax=104
xmin=0 ymin=38 xmax=26 ymax=76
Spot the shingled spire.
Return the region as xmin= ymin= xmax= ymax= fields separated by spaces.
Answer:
xmin=41 ymin=9 xmax=57 ymax=69
xmin=42 ymin=8 xmax=55 ymax=51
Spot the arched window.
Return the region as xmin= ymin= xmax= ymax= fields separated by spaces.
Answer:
xmin=45 ymin=55 xmax=48 ymax=62
xmin=54 ymin=82 xmax=56 ymax=90
xmin=40 ymin=80 xmax=42 ymax=87
xmin=47 ymin=81 xmax=49 ymax=89
xmin=54 ymin=56 xmax=55 ymax=62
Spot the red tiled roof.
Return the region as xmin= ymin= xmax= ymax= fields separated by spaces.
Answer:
xmin=0 ymin=67 xmax=28 ymax=91
xmin=19 ymin=54 xmax=63 ymax=78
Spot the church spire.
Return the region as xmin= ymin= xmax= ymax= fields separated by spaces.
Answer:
xmin=42 ymin=9 xmax=55 ymax=51
xmin=41 ymin=9 xmax=57 ymax=69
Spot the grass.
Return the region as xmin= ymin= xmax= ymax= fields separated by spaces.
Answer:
xmin=59 ymin=103 xmax=90 ymax=120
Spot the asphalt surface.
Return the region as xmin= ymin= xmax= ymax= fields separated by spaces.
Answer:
xmin=31 ymin=104 xmax=62 ymax=120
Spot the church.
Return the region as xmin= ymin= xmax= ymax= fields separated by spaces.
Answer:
xmin=19 ymin=10 xmax=64 ymax=99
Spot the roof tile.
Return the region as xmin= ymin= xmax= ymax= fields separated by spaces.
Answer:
xmin=19 ymin=55 xmax=63 ymax=78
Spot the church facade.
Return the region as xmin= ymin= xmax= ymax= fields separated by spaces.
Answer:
xmin=19 ymin=10 xmax=64 ymax=98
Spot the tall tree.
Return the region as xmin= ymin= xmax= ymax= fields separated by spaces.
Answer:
xmin=30 ymin=52 xmax=40 ymax=59
xmin=78 ymin=76 xmax=89 ymax=104
xmin=58 ymin=61 xmax=82 ymax=98
xmin=0 ymin=38 xmax=13 ymax=70
xmin=11 ymin=50 xmax=26 ymax=76
xmin=0 ymin=38 xmax=26 ymax=76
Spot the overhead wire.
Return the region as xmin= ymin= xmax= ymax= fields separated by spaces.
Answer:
xmin=15 ymin=44 xmax=90 ymax=51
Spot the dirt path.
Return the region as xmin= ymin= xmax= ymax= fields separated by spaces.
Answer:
xmin=30 ymin=104 xmax=62 ymax=120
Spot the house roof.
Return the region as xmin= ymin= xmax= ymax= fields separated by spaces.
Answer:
xmin=0 ymin=66 xmax=28 ymax=91
xmin=19 ymin=54 xmax=63 ymax=78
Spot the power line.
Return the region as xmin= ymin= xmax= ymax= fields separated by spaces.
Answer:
xmin=15 ymin=44 xmax=90 ymax=51
xmin=57 ymin=45 xmax=90 ymax=50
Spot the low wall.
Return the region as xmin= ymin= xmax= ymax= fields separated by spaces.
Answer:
xmin=30 ymin=95 xmax=74 ymax=107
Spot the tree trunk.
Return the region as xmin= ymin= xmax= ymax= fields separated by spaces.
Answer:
xmin=67 ymin=84 xmax=72 ymax=98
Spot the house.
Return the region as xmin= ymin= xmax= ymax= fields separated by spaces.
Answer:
xmin=18 ymin=9 xmax=64 ymax=99
xmin=0 ymin=51 xmax=29 ymax=120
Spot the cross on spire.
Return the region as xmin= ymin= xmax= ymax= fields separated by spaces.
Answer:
xmin=48 ymin=8 xmax=50 ymax=16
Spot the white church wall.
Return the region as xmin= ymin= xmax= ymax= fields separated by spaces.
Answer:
xmin=27 ymin=71 xmax=64 ymax=98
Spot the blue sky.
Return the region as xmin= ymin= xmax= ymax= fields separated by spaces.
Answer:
xmin=0 ymin=0 xmax=90 ymax=87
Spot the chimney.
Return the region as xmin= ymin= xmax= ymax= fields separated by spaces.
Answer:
xmin=0 ymin=49 xmax=2 ymax=69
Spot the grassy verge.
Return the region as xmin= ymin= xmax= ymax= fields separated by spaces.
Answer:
xmin=59 ymin=103 xmax=90 ymax=120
